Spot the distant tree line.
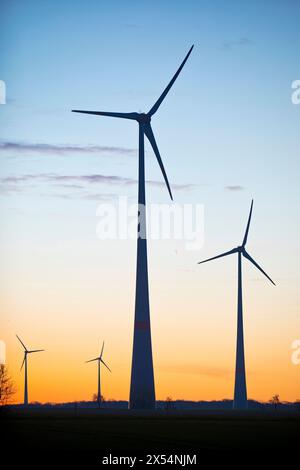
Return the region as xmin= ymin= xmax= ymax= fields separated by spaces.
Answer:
xmin=0 ymin=365 xmax=16 ymax=406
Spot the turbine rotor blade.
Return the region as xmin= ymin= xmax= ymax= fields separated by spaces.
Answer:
xmin=100 ymin=358 xmax=111 ymax=372
xmin=144 ymin=124 xmax=173 ymax=200
xmin=243 ymin=250 xmax=275 ymax=285
xmin=100 ymin=341 xmax=104 ymax=359
xmin=28 ymin=349 xmax=44 ymax=354
xmin=242 ymin=199 xmax=254 ymax=246
xmin=16 ymin=334 xmax=27 ymax=351
xmin=20 ymin=355 xmax=26 ymax=371
xmin=72 ymin=110 xmax=137 ymax=120
xmin=198 ymin=248 xmax=238 ymax=265
xmin=148 ymin=45 xmax=194 ymax=116
xmin=85 ymin=357 xmax=100 ymax=363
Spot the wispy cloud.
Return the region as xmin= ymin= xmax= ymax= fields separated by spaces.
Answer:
xmin=222 ymin=37 xmax=252 ymax=50
xmin=225 ymin=185 xmax=244 ymax=191
xmin=0 ymin=141 xmax=136 ymax=156
xmin=147 ymin=180 xmax=197 ymax=191
xmin=1 ymin=173 xmax=135 ymax=186
xmin=0 ymin=173 xmax=196 ymax=197
xmin=43 ymin=191 xmax=118 ymax=202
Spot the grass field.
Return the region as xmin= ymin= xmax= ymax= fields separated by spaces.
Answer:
xmin=3 ymin=408 xmax=299 ymax=464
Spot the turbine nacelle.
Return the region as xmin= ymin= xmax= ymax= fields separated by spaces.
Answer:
xmin=16 ymin=335 xmax=44 ymax=371
xmin=85 ymin=341 xmax=111 ymax=372
xmin=137 ymin=113 xmax=151 ymax=124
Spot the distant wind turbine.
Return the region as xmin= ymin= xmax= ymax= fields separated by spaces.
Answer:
xmin=198 ymin=200 xmax=275 ymax=409
xmin=86 ymin=341 xmax=111 ymax=407
xmin=16 ymin=334 xmax=44 ymax=406
xmin=73 ymin=45 xmax=194 ymax=409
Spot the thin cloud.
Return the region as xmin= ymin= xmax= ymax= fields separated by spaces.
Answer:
xmin=54 ymin=183 xmax=85 ymax=190
xmin=0 ymin=173 xmax=196 ymax=196
xmin=45 ymin=191 xmax=118 ymax=202
xmin=0 ymin=141 xmax=137 ymax=156
xmin=225 ymin=185 xmax=244 ymax=191
xmin=0 ymin=183 xmax=32 ymax=195
xmin=222 ymin=37 xmax=252 ymax=50
xmin=147 ymin=180 xmax=197 ymax=191
xmin=0 ymin=173 xmax=136 ymax=186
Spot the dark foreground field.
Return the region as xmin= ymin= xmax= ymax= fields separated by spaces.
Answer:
xmin=3 ymin=408 xmax=299 ymax=465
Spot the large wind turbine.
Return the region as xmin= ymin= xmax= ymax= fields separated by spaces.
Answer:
xmin=16 ymin=335 xmax=44 ymax=406
xmin=73 ymin=46 xmax=193 ymax=409
xmin=198 ymin=200 xmax=275 ymax=409
xmin=86 ymin=341 xmax=111 ymax=407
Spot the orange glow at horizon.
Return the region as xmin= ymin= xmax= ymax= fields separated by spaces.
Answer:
xmin=2 ymin=278 xmax=300 ymax=404
xmin=1 ymin=220 xmax=299 ymax=405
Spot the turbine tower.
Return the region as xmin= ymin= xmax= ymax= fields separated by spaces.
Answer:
xmin=86 ymin=341 xmax=111 ymax=407
xmin=73 ymin=46 xmax=193 ymax=409
xmin=198 ymin=200 xmax=275 ymax=409
xmin=16 ymin=335 xmax=44 ymax=406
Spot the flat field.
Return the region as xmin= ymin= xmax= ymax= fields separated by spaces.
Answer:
xmin=3 ymin=408 xmax=299 ymax=464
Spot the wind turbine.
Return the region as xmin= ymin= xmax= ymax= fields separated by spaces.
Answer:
xmin=198 ymin=200 xmax=275 ymax=409
xmin=86 ymin=341 xmax=111 ymax=407
xmin=73 ymin=46 xmax=193 ymax=409
xmin=16 ymin=335 xmax=44 ymax=406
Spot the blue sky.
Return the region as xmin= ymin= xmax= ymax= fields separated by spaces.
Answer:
xmin=0 ymin=0 xmax=299 ymax=401
xmin=1 ymin=0 xmax=299 ymax=244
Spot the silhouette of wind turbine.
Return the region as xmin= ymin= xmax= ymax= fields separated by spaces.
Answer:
xmin=73 ymin=46 xmax=193 ymax=409
xmin=86 ymin=341 xmax=111 ymax=407
xmin=16 ymin=334 xmax=44 ymax=406
xmin=198 ymin=200 xmax=275 ymax=409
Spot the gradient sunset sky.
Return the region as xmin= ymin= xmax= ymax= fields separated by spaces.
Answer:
xmin=0 ymin=0 xmax=299 ymax=404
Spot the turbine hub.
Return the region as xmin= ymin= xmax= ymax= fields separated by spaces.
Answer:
xmin=137 ymin=113 xmax=151 ymax=124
